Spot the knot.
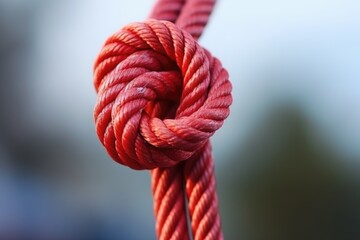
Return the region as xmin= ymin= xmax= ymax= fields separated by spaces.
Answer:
xmin=93 ymin=19 xmax=232 ymax=170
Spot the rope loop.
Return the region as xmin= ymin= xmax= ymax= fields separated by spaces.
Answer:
xmin=94 ymin=19 xmax=232 ymax=170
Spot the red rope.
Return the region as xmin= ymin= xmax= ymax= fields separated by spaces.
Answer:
xmin=93 ymin=1 xmax=232 ymax=239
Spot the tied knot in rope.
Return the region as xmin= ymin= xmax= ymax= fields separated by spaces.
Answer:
xmin=94 ymin=1 xmax=232 ymax=238
xmin=94 ymin=19 xmax=232 ymax=170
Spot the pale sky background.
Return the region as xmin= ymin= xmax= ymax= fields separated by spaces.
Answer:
xmin=0 ymin=0 xmax=359 ymax=239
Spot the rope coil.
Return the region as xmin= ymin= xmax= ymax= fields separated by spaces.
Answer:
xmin=93 ymin=1 xmax=232 ymax=239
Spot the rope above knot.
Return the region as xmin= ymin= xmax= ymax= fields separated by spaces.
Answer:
xmin=94 ymin=19 xmax=232 ymax=170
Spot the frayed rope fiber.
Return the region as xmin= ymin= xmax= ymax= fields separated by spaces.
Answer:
xmin=93 ymin=0 xmax=232 ymax=239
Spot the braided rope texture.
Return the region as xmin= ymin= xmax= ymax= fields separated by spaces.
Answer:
xmin=93 ymin=0 xmax=232 ymax=239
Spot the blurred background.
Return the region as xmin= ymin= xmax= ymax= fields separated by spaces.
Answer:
xmin=0 ymin=0 xmax=360 ymax=239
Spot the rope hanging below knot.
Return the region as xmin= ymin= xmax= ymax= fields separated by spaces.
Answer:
xmin=93 ymin=1 xmax=232 ymax=239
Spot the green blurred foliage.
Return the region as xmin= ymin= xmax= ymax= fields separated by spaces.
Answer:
xmin=220 ymin=105 xmax=360 ymax=240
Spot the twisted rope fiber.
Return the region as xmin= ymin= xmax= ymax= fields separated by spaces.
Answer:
xmin=93 ymin=0 xmax=232 ymax=239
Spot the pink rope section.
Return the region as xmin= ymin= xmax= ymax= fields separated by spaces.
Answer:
xmin=93 ymin=1 xmax=232 ymax=239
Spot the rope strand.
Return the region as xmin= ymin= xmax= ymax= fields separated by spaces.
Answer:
xmin=93 ymin=1 xmax=232 ymax=239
